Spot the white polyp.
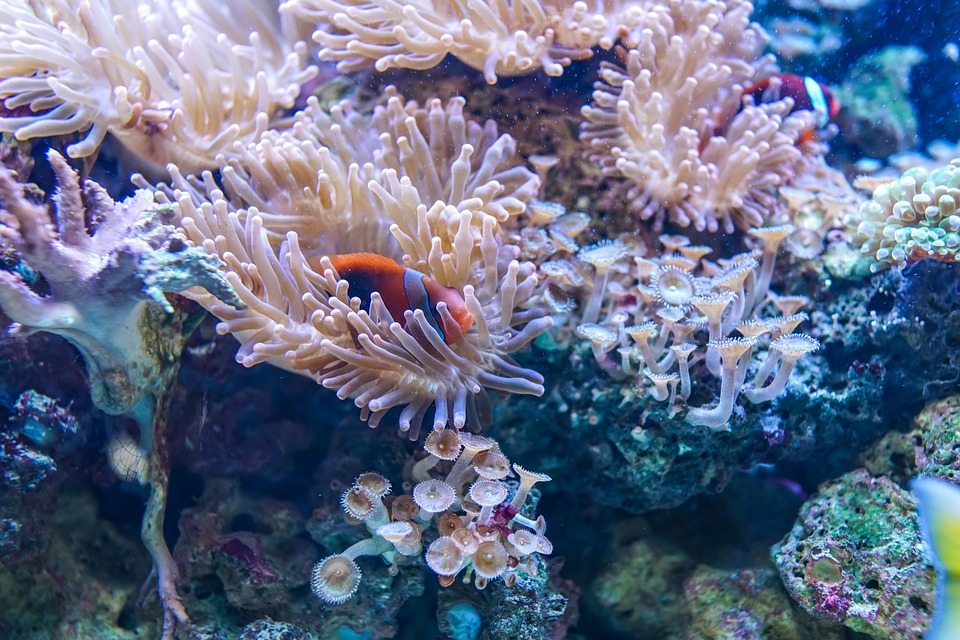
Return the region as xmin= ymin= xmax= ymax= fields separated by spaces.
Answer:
xmin=745 ymin=356 xmax=800 ymax=404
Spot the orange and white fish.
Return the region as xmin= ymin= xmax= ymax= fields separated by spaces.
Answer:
xmin=735 ymin=73 xmax=840 ymax=145
xmin=912 ymin=477 xmax=960 ymax=640
xmin=742 ymin=73 xmax=840 ymax=130
xmin=325 ymin=253 xmax=474 ymax=344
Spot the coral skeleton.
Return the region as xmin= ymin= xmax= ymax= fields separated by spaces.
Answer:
xmin=0 ymin=0 xmax=316 ymax=174
xmin=580 ymin=0 xmax=822 ymax=232
xmin=311 ymin=433 xmax=552 ymax=603
xmin=165 ymin=92 xmax=551 ymax=436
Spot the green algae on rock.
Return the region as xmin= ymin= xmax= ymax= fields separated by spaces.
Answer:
xmin=685 ymin=567 xmax=844 ymax=640
xmin=0 ymin=490 xmax=155 ymax=640
xmin=589 ymin=538 xmax=695 ymax=638
xmin=834 ymin=46 xmax=926 ymax=157
xmin=772 ymin=468 xmax=935 ymax=639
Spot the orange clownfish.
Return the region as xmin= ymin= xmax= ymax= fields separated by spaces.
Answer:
xmin=325 ymin=253 xmax=474 ymax=345
xmin=742 ymin=73 xmax=840 ymax=143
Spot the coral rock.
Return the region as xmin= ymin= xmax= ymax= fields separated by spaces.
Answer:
xmin=772 ymin=468 xmax=934 ymax=639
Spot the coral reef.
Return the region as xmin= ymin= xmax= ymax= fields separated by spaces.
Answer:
xmin=0 ymin=151 xmax=232 ymax=417
xmin=590 ymin=537 xmax=694 ymax=637
xmin=835 ymin=46 xmax=927 ymax=158
xmin=0 ymin=0 xmax=954 ymax=638
xmin=685 ymin=567 xmax=845 ymax=639
xmin=168 ymin=91 xmax=550 ymax=435
xmin=533 ymin=224 xmax=825 ymax=433
xmin=486 ymin=225 xmax=852 ymax=511
xmin=0 ymin=489 xmax=155 ymax=640
xmin=859 ymin=394 xmax=960 ymax=486
xmin=579 ymin=478 xmax=845 ymax=640
xmin=311 ymin=432 xmax=555 ymax=604
xmin=0 ymin=390 xmax=80 ymax=563
xmin=472 ymin=569 xmax=575 ymax=640
xmin=174 ymin=479 xmax=317 ymax=613
xmin=495 ymin=229 xmax=960 ymax=512
xmin=437 ymin=564 xmax=577 ymax=640
xmin=0 ymin=152 xmax=239 ymax=637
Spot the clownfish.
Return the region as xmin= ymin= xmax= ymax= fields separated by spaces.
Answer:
xmin=741 ymin=73 xmax=840 ymax=144
xmin=324 ymin=253 xmax=474 ymax=345
xmin=912 ymin=477 xmax=960 ymax=640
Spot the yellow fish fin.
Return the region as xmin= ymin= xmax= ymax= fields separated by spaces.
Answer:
xmin=912 ymin=477 xmax=960 ymax=640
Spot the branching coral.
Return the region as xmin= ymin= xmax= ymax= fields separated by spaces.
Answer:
xmin=0 ymin=0 xmax=315 ymax=174
xmin=0 ymin=151 xmax=233 ymax=416
xmin=580 ymin=0 xmax=821 ymax=233
xmin=166 ymin=92 xmax=551 ymax=436
xmin=0 ymin=151 xmax=237 ymax=639
xmin=845 ymin=158 xmax=960 ymax=269
xmin=282 ymin=0 xmax=638 ymax=83
xmin=312 ymin=432 xmax=553 ymax=603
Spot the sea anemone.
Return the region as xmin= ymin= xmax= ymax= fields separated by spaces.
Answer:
xmin=0 ymin=0 xmax=315 ymax=174
xmin=281 ymin=0 xmax=634 ymax=83
xmin=472 ymin=540 xmax=509 ymax=579
xmin=426 ymin=536 xmax=465 ymax=577
xmin=650 ymin=265 xmax=698 ymax=308
xmin=164 ymin=92 xmax=552 ymax=435
xmin=580 ymin=0 xmax=820 ymax=232
xmin=413 ymin=479 xmax=457 ymax=513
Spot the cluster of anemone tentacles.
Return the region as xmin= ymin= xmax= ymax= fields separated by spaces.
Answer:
xmin=0 ymin=0 xmax=841 ymax=633
xmin=311 ymin=430 xmax=552 ymax=603
xmin=846 ymin=158 xmax=960 ymax=269
xmin=283 ymin=0 xmax=830 ymax=234
xmin=161 ymin=90 xmax=552 ymax=438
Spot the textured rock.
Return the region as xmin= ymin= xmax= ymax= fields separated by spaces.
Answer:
xmin=589 ymin=538 xmax=694 ymax=638
xmin=685 ymin=567 xmax=844 ymax=640
xmin=772 ymin=469 xmax=934 ymax=639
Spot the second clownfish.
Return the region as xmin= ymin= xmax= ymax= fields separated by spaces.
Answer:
xmin=323 ymin=253 xmax=474 ymax=345
xmin=742 ymin=73 xmax=840 ymax=143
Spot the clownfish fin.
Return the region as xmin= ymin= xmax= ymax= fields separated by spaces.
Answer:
xmin=802 ymin=76 xmax=830 ymax=129
xmin=326 ymin=252 xmax=406 ymax=276
xmin=402 ymin=268 xmax=446 ymax=341
xmin=912 ymin=477 xmax=960 ymax=640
